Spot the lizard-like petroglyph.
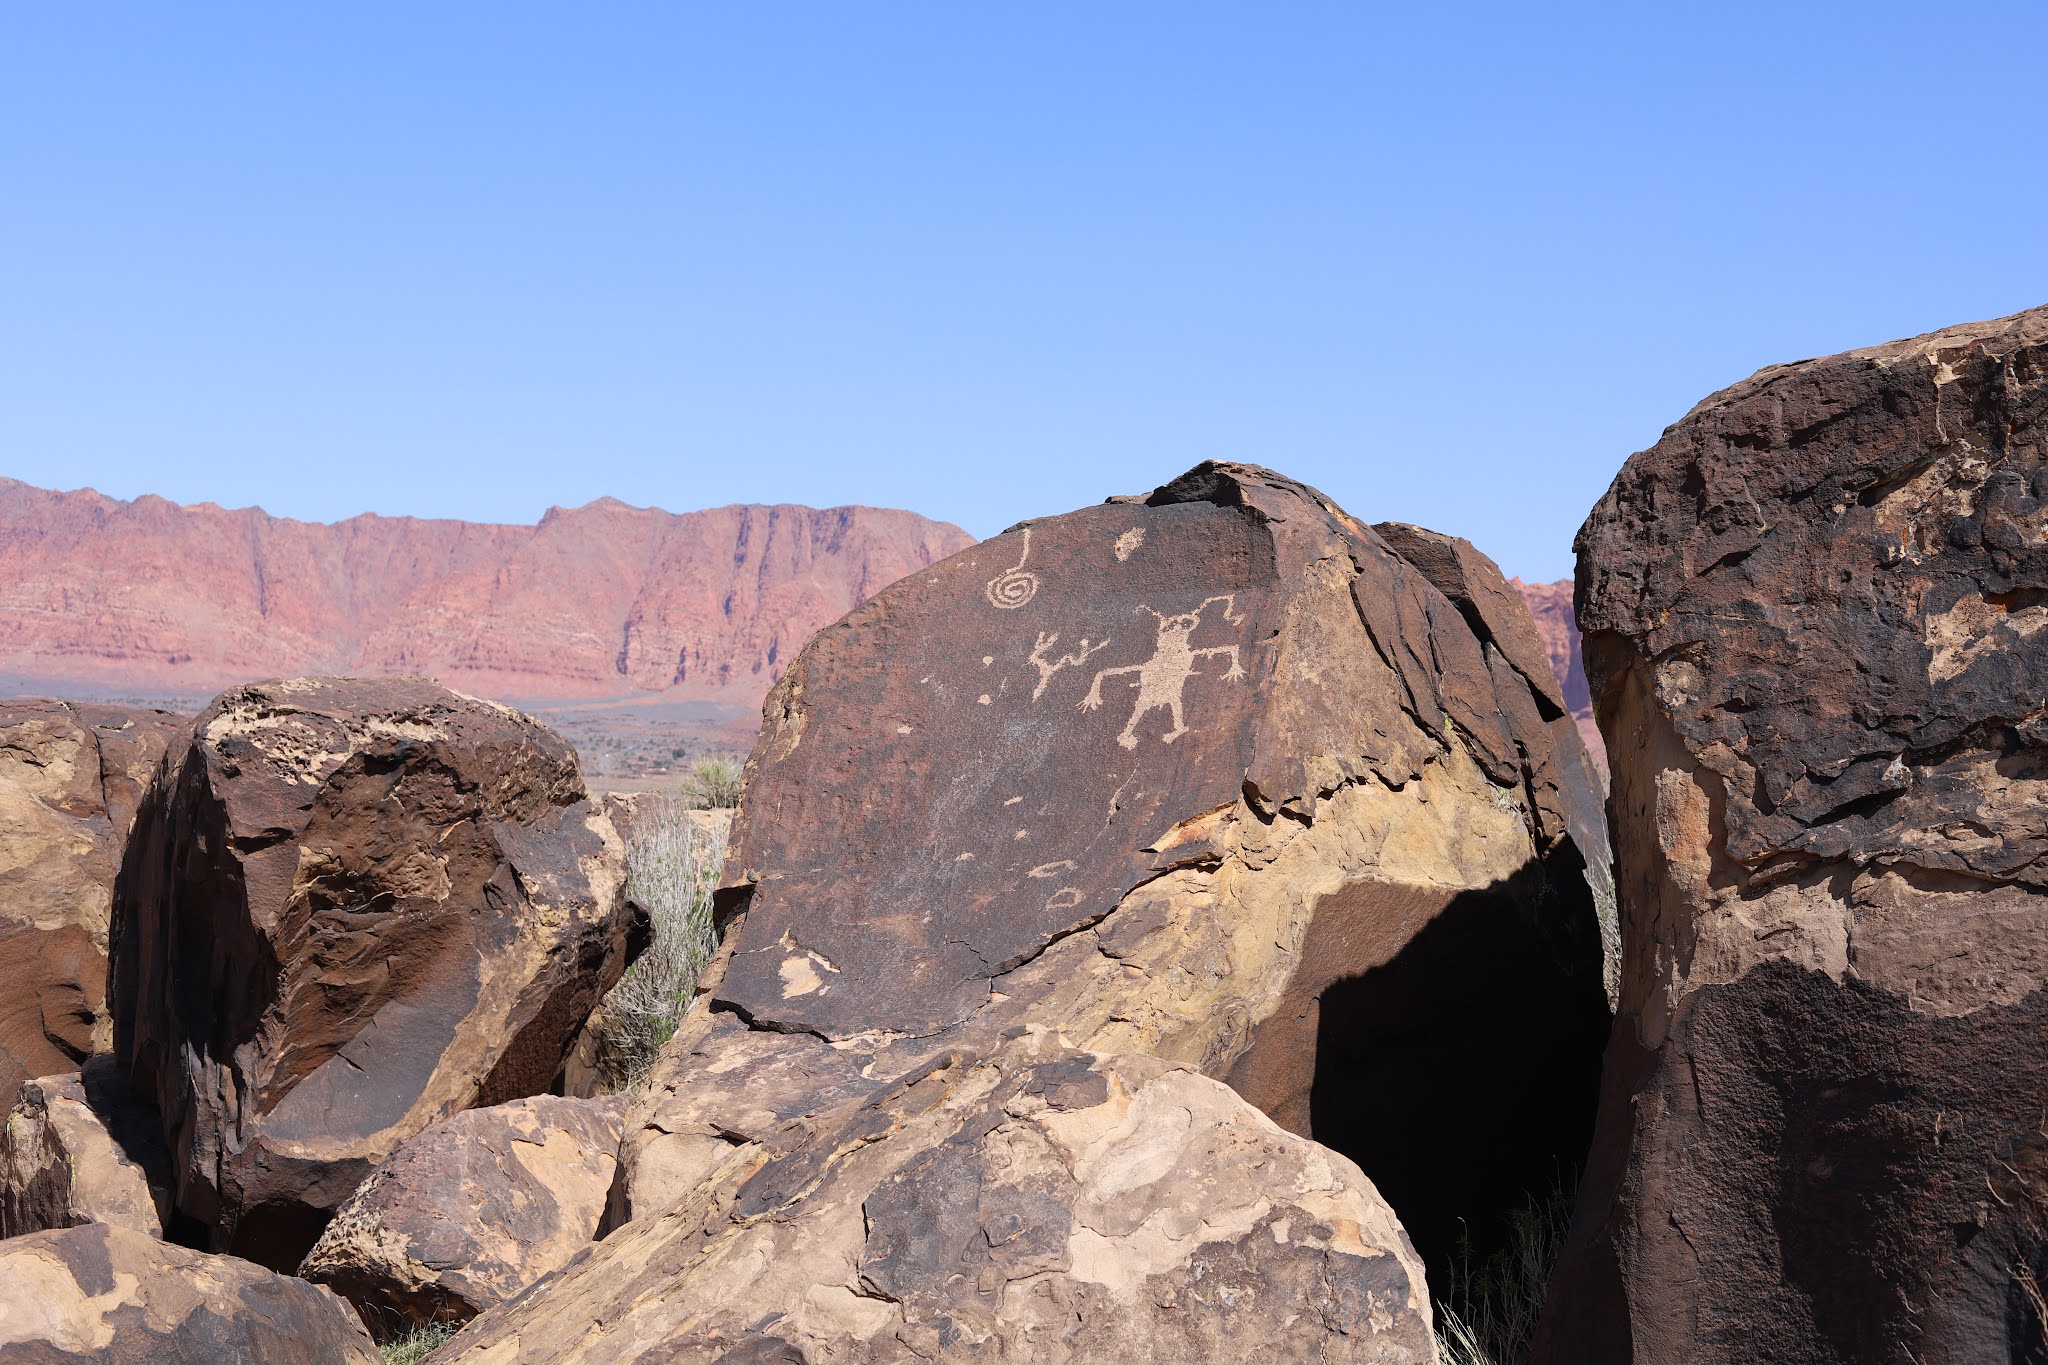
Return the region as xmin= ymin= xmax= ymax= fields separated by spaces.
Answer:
xmin=984 ymin=529 xmax=1040 ymax=609
xmin=1028 ymin=630 xmax=1110 ymax=701
xmin=1080 ymin=596 xmax=1245 ymax=749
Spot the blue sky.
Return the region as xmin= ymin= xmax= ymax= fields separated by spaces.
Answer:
xmin=4 ymin=5 xmax=2044 ymax=580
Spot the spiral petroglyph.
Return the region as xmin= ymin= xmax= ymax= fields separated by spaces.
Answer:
xmin=984 ymin=529 xmax=1041 ymax=609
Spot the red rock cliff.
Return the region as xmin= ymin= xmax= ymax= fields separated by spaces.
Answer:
xmin=0 ymin=480 xmax=974 ymax=705
xmin=1513 ymin=576 xmax=1603 ymax=773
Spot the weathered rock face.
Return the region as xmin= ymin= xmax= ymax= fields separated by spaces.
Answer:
xmin=300 ymin=1094 xmax=627 ymax=1327
xmin=0 ymin=701 xmax=187 ymax=1098
xmin=1539 ymin=306 xmax=2048 ymax=1363
xmin=111 ymin=677 xmax=642 ymax=1272
xmin=438 ymin=1036 xmax=1439 ymax=1364
xmin=1 ymin=1057 xmax=171 ymax=1240
xmin=0 ymin=1221 xmax=379 ymax=1363
xmin=618 ymin=464 xmax=1611 ymax=1292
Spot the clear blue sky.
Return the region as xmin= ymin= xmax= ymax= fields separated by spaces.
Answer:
xmin=4 ymin=5 xmax=2044 ymax=580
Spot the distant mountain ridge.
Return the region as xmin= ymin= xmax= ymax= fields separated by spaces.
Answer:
xmin=0 ymin=478 xmax=975 ymax=707
xmin=1511 ymin=576 xmax=1603 ymax=772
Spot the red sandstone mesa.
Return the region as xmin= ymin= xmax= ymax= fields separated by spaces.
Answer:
xmin=0 ymin=479 xmax=972 ymax=705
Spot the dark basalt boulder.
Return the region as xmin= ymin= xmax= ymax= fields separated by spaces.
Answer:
xmin=0 ymin=701 xmax=187 ymax=1098
xmin=0 ymin=1221 xmax=379 ymax=1363
xmin=1538 ymin=305 xmax=2048 ymax=1363
xmin=111 ymin=677 xmax=643 ymax=1272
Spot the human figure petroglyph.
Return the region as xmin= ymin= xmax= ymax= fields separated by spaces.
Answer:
xmin=1079 ymin=596 xmax=1246 ymax=749
xmin=1028 ymin=630 xmax=1110 ymax=701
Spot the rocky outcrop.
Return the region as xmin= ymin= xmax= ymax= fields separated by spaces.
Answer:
xmin=437 ymin=1035 xmax=1438 ymax=1363
xmin=597 ymin=465 xmax=1610 ymax=1317
xmin=112 ymin=677 xmax=643 ymax=1272
xmin=1 ymin=1057 xmax=171 ymax=1240
xmin=0 ymin=1221 xmax=378 ymax=1363
xmin=300 ymin=1094 xmax=628 ymax=1326
xmin=0 ymin=701 xmax=187 ymax=1098
xmin=1511 ymin=576 xmax=1604 ymax=773
xmin=1538 ymin=306 xmax=2048 ymax=1363
xmin=0 ymin=478 xmax=972 ymax=706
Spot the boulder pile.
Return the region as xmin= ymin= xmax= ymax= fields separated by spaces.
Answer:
xmin=64 ymin=388 xmax=2048 ymax=1359
xmin=0 ymin=675 xmax=643 ymax=1358
xmin=424 ymin=462 xmax=1612 ymax=1361
xmin=110 ymin=676 xmax=642 ymax=1271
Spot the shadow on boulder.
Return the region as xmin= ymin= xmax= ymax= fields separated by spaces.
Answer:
xmin=1310 ymin=870 xmax=1611 ymax=1290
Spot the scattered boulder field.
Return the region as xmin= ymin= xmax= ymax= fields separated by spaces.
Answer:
xmin=3 ymin=308 xmax=2047 ymax=1362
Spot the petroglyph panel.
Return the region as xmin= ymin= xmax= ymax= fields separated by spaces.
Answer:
xmin=718 ymin=500 xmax=1274 ymax=1037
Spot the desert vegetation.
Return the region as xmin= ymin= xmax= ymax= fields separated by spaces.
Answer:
xmin=589 ymin=760 xmax=740 ymax=1089
xmin=1433 ymin=1185 xmax=1574 ymax=1365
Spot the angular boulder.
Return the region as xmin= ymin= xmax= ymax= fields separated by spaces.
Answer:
xmin=0 ymin=700 xmax=187 ymax=1098
xmin=0 ymin=1221 xmax=378 ymax=1362
xmin=111 ymin=677 xmax=643 ymax=1271
xmin=300 ymin=1094 xmax=628 ymax=1326
xmin=1 ymin=1056 xmax=171 ymax=1240
xmin=437 ymin=1036 xmax=1439 ymax=1363
xmin=619 ymin=464 xmax=1611 ymax=1295
xmin=1539 ymin=306 xmax=2048 ymax=1362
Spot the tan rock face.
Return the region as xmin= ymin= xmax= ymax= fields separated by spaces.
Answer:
xmin=615 ymin=465 xmax=1610 ymax=1303
xmin=1539 ymin=306 xmax=2048 ymax=1364
xmin=0 ymin=1057 xmax=172 ymax=1240
xmin=110 ymin=677 xmax=644 ymax=1272
xmin=0 ymin=1221 xmax=379 ymax=1363
xmin=0 ymin=479 xmax=972 ymax=706
xmin=438 ymin=1036 xmax=1439 ymax=1364
xmin=299 ymin=1094 xmax=628 ymax=1327
xmin=0 ymin=700 xmax=188 ymax=1097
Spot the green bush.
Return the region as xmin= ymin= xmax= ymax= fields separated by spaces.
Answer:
xmin=679 ymin=755 xmax=745 ymax=809
xmin=379 ymin=1319 xmax=458 ymax=1364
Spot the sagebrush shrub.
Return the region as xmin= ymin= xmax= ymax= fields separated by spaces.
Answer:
xmin=594 ymin=795 xmax=728 ymax=1088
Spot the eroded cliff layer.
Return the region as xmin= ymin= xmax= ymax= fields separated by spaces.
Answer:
xmin=0 ymin=479 xmax=972 ymax=705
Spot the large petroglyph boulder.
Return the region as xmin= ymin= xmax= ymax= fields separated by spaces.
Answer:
xmin=111 ymin=677 xmax=642 ymax=1271
xmin=610 ymin=463 xmax=1610 ymax=1305
xmin=437 ymin=1035 xmax=1439 ymax=1364
xmin=0 ymin=701 xmax=187 ymax=1098
xmin=300 ymin=1094 xmax=628 ymax=1327
xmin=0 ymin=1222 xmax=379 ymax=1363
xmin=1537 ymin=306 xmax=2048 ymax=1363
xmin=1 ymin=1057 xmax=172 ymax=1240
